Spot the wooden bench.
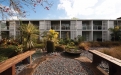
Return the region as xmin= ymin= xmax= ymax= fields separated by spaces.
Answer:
xmin=0 ymin=50 xmax=35 ymax=75
xmin=89 ymin=50 xmax=121 ymax=75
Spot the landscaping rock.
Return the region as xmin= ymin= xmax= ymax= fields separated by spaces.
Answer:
xmin=33 ymin=55 xmax=94 ymax=75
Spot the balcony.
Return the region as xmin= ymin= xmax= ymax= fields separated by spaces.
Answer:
xmin=82 ymin=25 xmax=91 ymax=30
xmin=61 ymin=26 xmax=70 ymax=30
xmin=1 ymin=26 xmax=9 ymax=31
xmin=102 ymin=26 xmax=107 ymax=30
xmin=93 ymin=25 xmax=102 ymax=30
xmin=51 ymin=26 xmax=60 ymax=30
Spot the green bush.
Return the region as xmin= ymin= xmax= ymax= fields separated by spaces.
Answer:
xmin=0 ymin=45 xmax=16 ymax=56
xmin=0 ymin=55 xmax=8 ymax=62
xmin=0 ymin=45 xmax=17 ymax=62
xmin=34 ymin=44 xmax=44 ymax=48
xmin=55 ymin=45 xmax=65 ymax=52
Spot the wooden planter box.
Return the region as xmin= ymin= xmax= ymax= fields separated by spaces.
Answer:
xmin=0 ymin=50 xmax=35 ymax=75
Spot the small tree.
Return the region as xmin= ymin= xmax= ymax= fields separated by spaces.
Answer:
xmin=40 ymin=29 xmax=59 ymax=49
xmin=46 ymin=29 xmax=59 ymax=45
xmin=19 ymin=23 xmax=39 ymax=50
xmin=109 ymin=26 xmax=121 ymax=41
xmin=0 ymin=0 xmax=53 ymax=19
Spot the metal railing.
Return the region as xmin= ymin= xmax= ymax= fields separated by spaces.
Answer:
xmin=51 ymin=26 xmax=60 ymax=30
xmin=82 ymin=26 xmax=91 ymax=30
xmin=93 ymin=25 xmax=102 ymax=30
xmin=1 ymin=26 xmax=9 ymax=31
xmin=61 ymin=26 xmax=70 ymax=30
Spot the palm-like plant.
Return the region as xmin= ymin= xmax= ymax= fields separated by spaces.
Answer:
xmin=19 ymin=23 xmax=39 ymax=50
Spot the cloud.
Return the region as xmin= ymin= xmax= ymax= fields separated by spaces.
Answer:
xmin=58 ymin=0 xmax=121 ymax=19
xmin=8 ymin=16 xmax=18 ymax=20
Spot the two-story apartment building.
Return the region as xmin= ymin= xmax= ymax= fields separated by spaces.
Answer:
xmin=0 ymin=19 xmax=121 ymax=41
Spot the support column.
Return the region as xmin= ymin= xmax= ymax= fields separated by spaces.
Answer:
xmin=0 ymin=22 xmax=1 ymax=40
xmin=60 ymin=20 xmax=61 ymax=38
xmin=13 ymin=21 xmax=16 ymax=40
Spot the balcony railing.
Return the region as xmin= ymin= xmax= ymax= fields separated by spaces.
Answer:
xmin=82 ymin=26 xmax=91 ymax=30
xmin=51 ymin=26 xmax=60 ymax=30
xmin=102 ymin=26 xmax=107 ymax=30
xmin=61 ymin=26 xmax=70 ymax=30
xmin=1 ymin=26 xmax=9 ymax=31
xmin=93 ymin=25 xmax=102 ymax=30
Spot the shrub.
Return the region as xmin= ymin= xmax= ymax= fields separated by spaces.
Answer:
xmin=15 ymin=45 xmax=23 ymax=53
xmin=34 ymin=44 xmax=44 ymax=48
xmin=0 ymin=45 xmax=17 ymax=62
xmin=55 ymin=45 xmax=65 ymax=52
xmin=89 ymin=42 xmax=101 ymax=47
xmin=99 ymin=46 xmax=121 ymax=60
xmin=79 ymin=42 xmax=90 ymax=50
xmin=0 ymin=55 xmax=8 ymax=62
xmin=88 ymin=41 xmax=121 ymax=47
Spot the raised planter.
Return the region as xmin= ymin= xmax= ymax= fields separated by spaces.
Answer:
xmin=65 ymin=48 xmax=82 ymax=55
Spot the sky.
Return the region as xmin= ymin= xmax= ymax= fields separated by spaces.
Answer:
xmin=3 ymin=0 xmax=121 ymax=20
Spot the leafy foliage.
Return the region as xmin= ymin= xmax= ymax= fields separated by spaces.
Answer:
xmin=0 ymin=45 xmax=17 ymax=62
xmin=109 ymin=26 xmax=121 ymax=41
xmin=99 ymin=46 xmax=121 ymax=60
xmin=15 ymin=44 xmax=23 ymax=53
xmin=19 ymin=23 xmax=39 ymax=50
xmin=0 ymin=0 xmax=53 ymax=19
xmin=47 ymin=29 xmax=59 ymax=42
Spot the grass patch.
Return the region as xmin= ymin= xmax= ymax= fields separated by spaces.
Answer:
xmin=99 ymin=46 xmax=121 ymax=60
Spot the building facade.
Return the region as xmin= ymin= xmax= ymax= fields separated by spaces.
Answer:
xmin=0 ymin=19 xmax=121 ymax=41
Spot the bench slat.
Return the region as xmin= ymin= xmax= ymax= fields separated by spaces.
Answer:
xmin=89 ymin=50 xmax=121 ymax=67
xmin=0 ymin=50 xmax=35 ymax=73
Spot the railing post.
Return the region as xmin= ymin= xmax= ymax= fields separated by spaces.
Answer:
xmin=0 ymin=65 xmax=16 ymax=75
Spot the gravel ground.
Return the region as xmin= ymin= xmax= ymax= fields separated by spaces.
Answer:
xmin=16 ymin=49 xmax=45 ymax=75
xmin=33 ymin=54 xmax=94 ymax=75
xmin=81 ymin=50 xmax=109 ymax=73
xmin=16 ymin=48 xmax=109 ymax=75
xmin=16 ymin=62 xmax=28 ymax=74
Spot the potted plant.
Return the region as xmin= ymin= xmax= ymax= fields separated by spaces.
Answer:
xmin=45 ymin=29 xmax=59 ymax=53
xmin=65 ymin=42 xmax=82 ymax=55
